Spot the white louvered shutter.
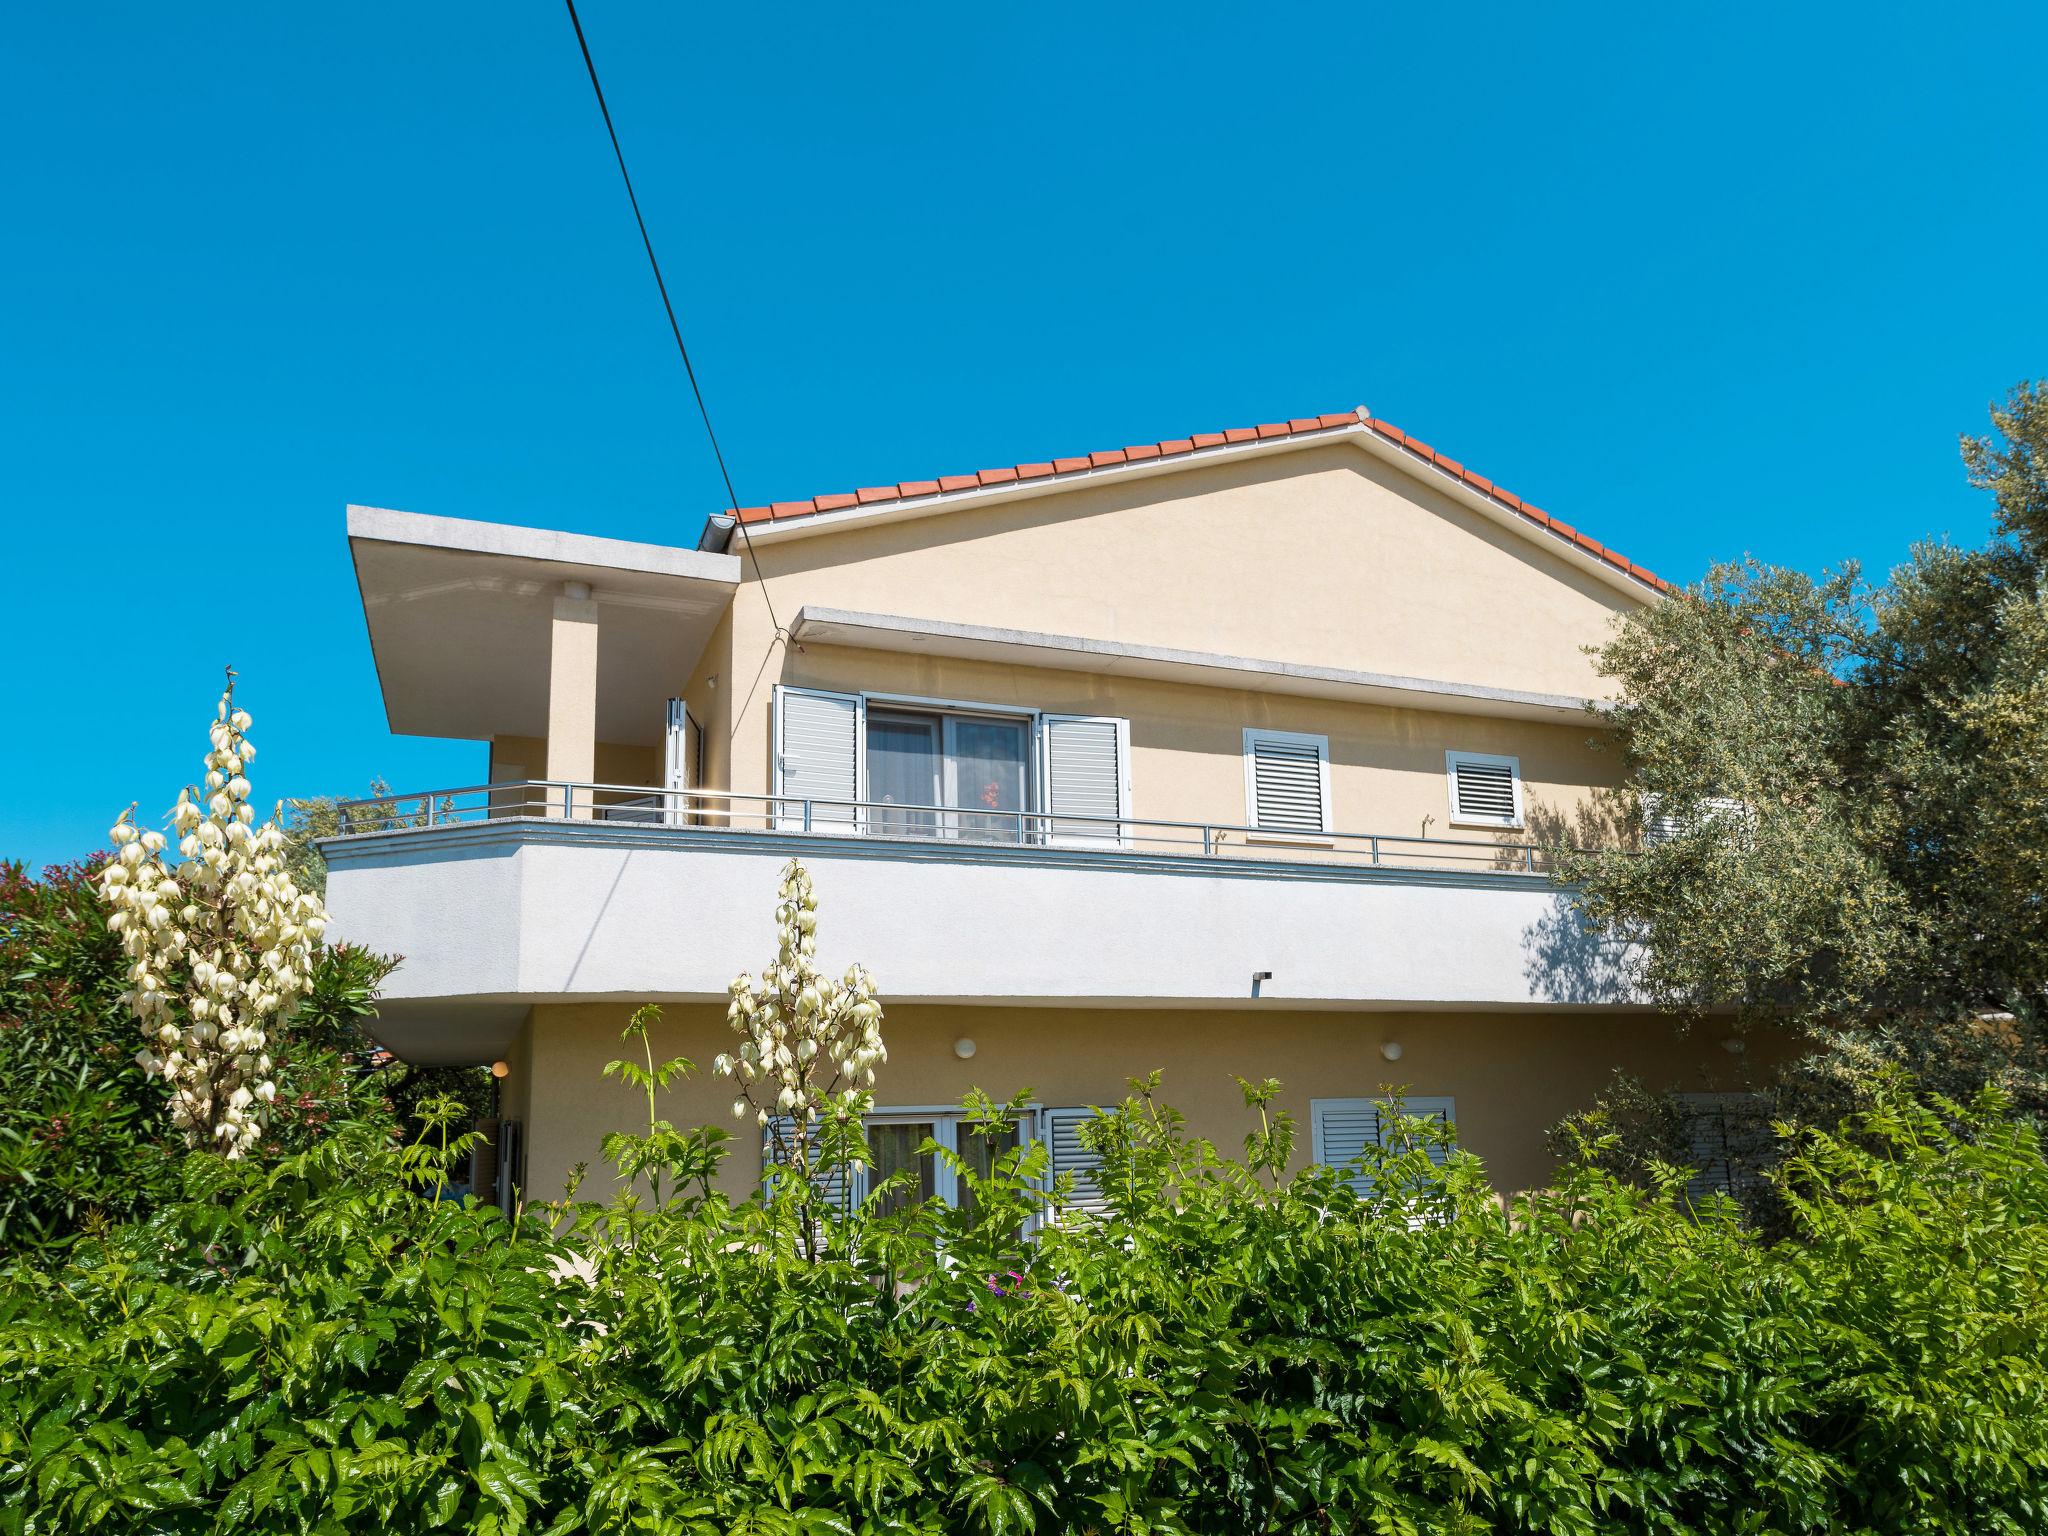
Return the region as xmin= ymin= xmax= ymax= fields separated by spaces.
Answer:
xmin=774 ymin=687 xmax=861 ymax=832
xmin=1312 ymin=1096 xmax=1456 ymax=1196
xmin=1641 ymin=792 xmax=1687 ymax=846
xmin=1310 ymin=1099 xmax=1382 ymax=1196
xmin=763 ymin=1116 xmax=854 ymax=1214
xmin=1042 ymin=716 xmax=1128 ymax=846
xmin=1643 ymin=794 xmax=1753 ymax=848
xmin=1041 ymin=1107 xmax=1108 ymax=1218
xmin=1244 ymin=730 xmax=1329 ymax=836
xmin=1446 ymin=753 xmax=1521 ymax=827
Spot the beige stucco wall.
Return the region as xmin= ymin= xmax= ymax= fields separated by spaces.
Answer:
xmin=504 ymin=1000 xmax=1785 ymax=1205
xmin=489 ymin=737 xmax=659 ymax=791
xmin=770 ymin=644 xmax=1622 ymax=846
xmin=717 ymin=441 xmax=1640 ymax=830
xmin=735 ymin=439 xmax=1637 ymax=692
xmin=496 ymin=443 xmax=1645 ymax=840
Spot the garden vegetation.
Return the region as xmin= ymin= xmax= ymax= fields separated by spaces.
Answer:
xmin=2 ymin=1063 xmax=2045 ymax=1533
xmin=4 ymin=852 xmax=2048 ymax=1533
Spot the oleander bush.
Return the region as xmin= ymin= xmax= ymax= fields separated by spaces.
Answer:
xmin=3 ymin=1072 xmax=2046 ymax=1536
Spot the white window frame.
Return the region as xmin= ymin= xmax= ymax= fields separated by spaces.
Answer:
xmin=772 ymin=685 xmax=1135 ymax=848
xmin=1642 ymin=792 xmax=1756 ymax=847
xmin=1444 ymin=749 xmax=1524 ymax=830
xmin=1242 ymin=727 xmax=1333 ymax=845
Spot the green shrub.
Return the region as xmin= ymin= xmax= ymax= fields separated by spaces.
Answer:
xmin=2 ymin=1074 xmax=2045 ymax=1534
xmin=0 ymin=858 xmax=400 ymax=1258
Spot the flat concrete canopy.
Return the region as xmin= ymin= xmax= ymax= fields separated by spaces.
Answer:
xmin=789 ymin=606 xmax=1604 ymax=725
xmin=348 ymin=506 xmax=741 ymax=745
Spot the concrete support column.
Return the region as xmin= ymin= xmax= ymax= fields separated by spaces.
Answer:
xmin=546 ymin=582 xmax=599 ymax=817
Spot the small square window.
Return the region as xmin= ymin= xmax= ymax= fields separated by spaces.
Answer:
xmin=1445 ymin=751 xmax=1522 ymax=828
xmin=1244 ymin=728 xmax=1331 ymax=838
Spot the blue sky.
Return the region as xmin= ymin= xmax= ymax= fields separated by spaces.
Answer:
xmin=5 ymin=3 xmax=2044 ymax=869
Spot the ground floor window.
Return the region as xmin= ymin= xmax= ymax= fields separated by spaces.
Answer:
xmin=1675 ymin=1092 xmax=1771 ymax=1201
xmin=766 ymin=1105 xmax=1104 ymax=1222
xmin=1308 ymin=1095 xmax=1457 ymax=1195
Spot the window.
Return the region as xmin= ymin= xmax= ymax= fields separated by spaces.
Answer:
xmin=1675 ymin=1092 xmax=1771 ymax=1202
xmin=1243 ymin=728 xmax=1331 ymax=839
xmin=1642 ymin=793 xmax=1755 ymax=847
xmin=770 ymin=687 xmax=1130 ymax=847
xmin=1445 ymin=751 xmax=1522 ymax=828
xmin=866 ymin=708 xmax=1033 ymax=842
xmin=1309 ymin=1095 xmax=1456 ymax=1197
xmin=765 ymin=1107 xmax=1040 ymax=1219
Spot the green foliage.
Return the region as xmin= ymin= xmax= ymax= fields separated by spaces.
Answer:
xmin=0 ymin=858 xmax=399 ymax=1258
xmin=599 ymin=1004 xmax=728 ymax=1214
xmin=3 ymin=1074 xmax=2045 ymax=1534
xmin=1557 ymin=381 xmax=2048 ymax=1131
xmin=0 ymin=856 xmax=181 ymax=1253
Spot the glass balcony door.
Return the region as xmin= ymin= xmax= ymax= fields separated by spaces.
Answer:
xmin=866 ymin=712 xmax=942 ymax=838
xmin=864 ymin=709 xmax=1031 ymax=843
xmin=943 ymin=715 xmax=1030 ymax=843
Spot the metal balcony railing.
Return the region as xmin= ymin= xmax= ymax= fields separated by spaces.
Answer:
xmin=331 ymin=781 xmax=1571 ymax=876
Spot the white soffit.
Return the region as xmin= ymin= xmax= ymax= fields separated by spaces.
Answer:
xmin=789 ymin=606 xmax=1605 ymax=724
xmin=347 ymin=506 xmax=741 ymax=745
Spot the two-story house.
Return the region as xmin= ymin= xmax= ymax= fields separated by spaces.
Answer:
xmin=324 ymin=406 xmax=1769 ymax=1209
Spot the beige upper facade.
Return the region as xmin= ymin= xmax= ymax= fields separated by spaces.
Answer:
xmin=700 ymin=435 xmax=1642 ymax=838
xmin=343 ymin=422 xmax=1655 ymax=848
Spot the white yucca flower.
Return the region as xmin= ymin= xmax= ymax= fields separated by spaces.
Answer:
xmin=99 ymin=675 xmax=327 ymax=1159
xmin=714 ymin=861 xmax=888 ymax=1184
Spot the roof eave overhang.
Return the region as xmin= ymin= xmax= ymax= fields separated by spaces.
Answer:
xmin=345 ymin=506 xmax=742 ymax=744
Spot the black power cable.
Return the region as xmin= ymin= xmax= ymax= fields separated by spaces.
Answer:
xmin=562 ymin=0 xmax=788 ymax=642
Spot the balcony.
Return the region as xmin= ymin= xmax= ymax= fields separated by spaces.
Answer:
xmin=320 ymin=782 xmax=1641 ymax=1062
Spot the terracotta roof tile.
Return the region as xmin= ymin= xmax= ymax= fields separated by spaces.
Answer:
xmin=723 ymin=405 xmax=1670 ymax=593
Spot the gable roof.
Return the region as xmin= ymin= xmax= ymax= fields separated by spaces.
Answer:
xmin=716 ymin=406 xmax=1672 ymax=596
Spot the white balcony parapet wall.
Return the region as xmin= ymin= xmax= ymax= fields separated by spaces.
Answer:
xmin=320 ymin=818 xmax=1643 ymax=1026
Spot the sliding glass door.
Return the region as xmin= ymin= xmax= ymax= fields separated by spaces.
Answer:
xmin=863 ymin=708 xmax=1031 ymax=842
xmin=944 ymin=716 xmax=1030 ymax=842
xmin=866 ymin=712 xmax=941 ymax=837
